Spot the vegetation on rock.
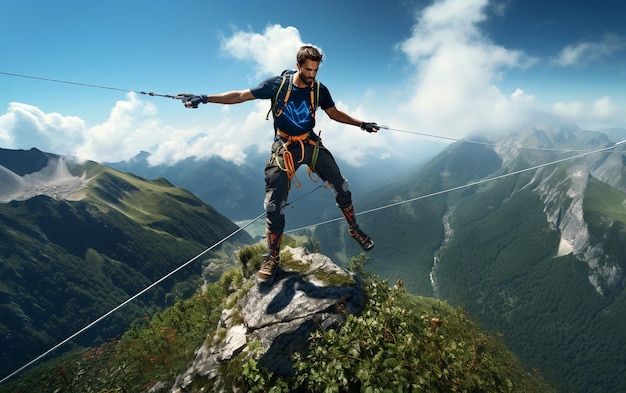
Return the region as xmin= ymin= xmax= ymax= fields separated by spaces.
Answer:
xmin=0 ymin=248 xmax=557 ymax=393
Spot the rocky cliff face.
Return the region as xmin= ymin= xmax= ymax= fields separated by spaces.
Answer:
xmin=535 ymin=159 xmax=624 ymax=295
xmin=169 ymin=246 xmax=365 ymax=392
xmin=490 ymin=128 xmax=626 ymax=295
xmin=0 ymin=150 xmax=87 ymax=203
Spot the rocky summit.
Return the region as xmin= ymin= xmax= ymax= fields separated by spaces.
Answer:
xmin=170 ymin=246 xmax=365 ymax=392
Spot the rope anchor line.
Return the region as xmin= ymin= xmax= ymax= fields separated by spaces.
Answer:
xmin=138 ymin=91 xmax=195 ymax=100
xmin=2 ymin=70 xmax=622 ymax=154
xmin=0 ymin=70 xmax=191 ymax=102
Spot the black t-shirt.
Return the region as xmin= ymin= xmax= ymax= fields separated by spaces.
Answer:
xmin=251 ymin=75 xmax=335 ymax=136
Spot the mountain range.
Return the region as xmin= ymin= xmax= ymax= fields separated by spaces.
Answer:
xmin=1 ymin=123 xmax=626 ymax=391
xmin=0 ymin=148 xmax=252 ymax=379
xmin=106 ymin=141 xmax=439 ymax=227
xmin=335 ymin=124 xmax=626 ymax=392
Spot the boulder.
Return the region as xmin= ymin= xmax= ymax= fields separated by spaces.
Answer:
xmin=170 ymin=246 xmax=365 ymax=392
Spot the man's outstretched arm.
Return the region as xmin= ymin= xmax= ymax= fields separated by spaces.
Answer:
xmin=184 ymin=89 xmax=256 ymax=108
xmin=204 ymin=89 xmax=256 ymax=104
xmin=324 ymin=106 xmax=379 ymax=133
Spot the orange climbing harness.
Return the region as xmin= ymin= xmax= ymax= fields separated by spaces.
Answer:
xmin=275 ymin=129 xmax=321 ymax=188
xmin=267 ymin=71 xmax=323 ymax=188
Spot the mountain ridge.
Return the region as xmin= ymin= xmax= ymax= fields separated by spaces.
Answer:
xmin=0 ymin=150 xmax=253 ymax=378
xmin=2 ymin=124 xmax=626 ymax=391
xmin=106 ymin=142 xmax=442 ymax=225
xmin=348 ymin=124 xmax=626 ymax=392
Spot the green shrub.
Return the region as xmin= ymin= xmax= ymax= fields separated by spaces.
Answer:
xmin=289 ymin=255 xmax=557 ymax=393
xmin=1 ymin=251 xmax=557 ymax=393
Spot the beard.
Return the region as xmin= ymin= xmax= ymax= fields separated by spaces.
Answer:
xmin=299 ymin=73 xmax=314 ymax=86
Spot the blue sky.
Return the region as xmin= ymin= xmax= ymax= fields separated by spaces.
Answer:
xmin=1 ymin=0 xmax=625 ymax=167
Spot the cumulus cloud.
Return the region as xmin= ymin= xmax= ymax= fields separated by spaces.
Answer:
xmin=73 ymin=93 xmax=171 ymax=162
xmin=552 ymin=96 xmax=620 ymax=129
xmin=552 ymin=101 xmax=586 ymax=119
xmin=391 ymin=0 xmax=626 ymax=136
xmin=396 ymin=0 xmax=538 ymax=137
xmin=552 ymin=34 xmax=626 ymax=66
xmin=510 ymin=88 xmax=536 ymax=105
xmin=0 ymin=102 xmax=86 ymax=154
xmin=148 ymin=101 xmax=272 ymax=166
xmin=221 ymin=24 xmax=307 ymax=78
xmin=0 ymin=93 xmax=190 ymax=163
xmin=591 ymin=96 xmax=618 ymax=119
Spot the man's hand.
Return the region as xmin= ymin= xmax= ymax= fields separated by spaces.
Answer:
xmin=183 ymin=95 xmax=208 ymax=109
xmin=360 ymin=122 xmax=379 ymax=133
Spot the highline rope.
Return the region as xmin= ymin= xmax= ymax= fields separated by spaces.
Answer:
xmin=286 ymin=139 xmax=626 ymax=234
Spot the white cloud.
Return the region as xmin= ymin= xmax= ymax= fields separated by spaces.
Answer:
xmin=147 ymin=99 xmax=274 ymax=166
xmin=553 ymin=34 xmax=626 ymax=66
xmin=552 ymin=96 xmax=621 ymax=129
xmin=396 ymin=0 xmax=538 ymax=137
xmin=510 ymin=88 xmax=535 ymax=105
xmin=392 ymin=0 xmax=625 ymax=136
xmin=1 ymin=94 xmax=191 ymax=164
xmin=221 ymin=24 xmax=307 ymax=78
xmin=313 ymin=100 xmax=392 ymax=167
xmin=0 ymin=102 xmax=86 ymax=154
xmin=552 ymin=100 xmax=586 ymax=119
xmin=591 ymin=96 xmax=618 ymax=119
xmin=73 ymin=93 xmax=173 ymax=163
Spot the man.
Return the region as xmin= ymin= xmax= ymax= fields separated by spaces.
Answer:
xmin=183 ymin=45 xmax=378 ymax=285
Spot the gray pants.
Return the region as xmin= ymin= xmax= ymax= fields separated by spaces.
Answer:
xmin=264 ymin=137 xmax=351 ymax=235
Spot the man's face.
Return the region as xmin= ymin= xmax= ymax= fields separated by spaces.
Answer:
xmin=297 ymin=59 xmax=319 ymax=86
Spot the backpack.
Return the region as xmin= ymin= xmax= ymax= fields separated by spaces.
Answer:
xmin=266 ymin=69 xmax=321 ymax=121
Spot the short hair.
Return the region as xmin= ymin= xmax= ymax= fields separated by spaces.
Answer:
xmin=297 ymin=45 xmax=323 ymax=65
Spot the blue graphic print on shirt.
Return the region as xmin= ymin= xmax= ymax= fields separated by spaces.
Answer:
xmin=283 ymin=100 xmax=312 ymax=131
xmin=251 ymin=75 xmax=335 ymax=136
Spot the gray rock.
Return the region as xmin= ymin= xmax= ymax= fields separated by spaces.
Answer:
xmin=169 ymin=246 xmax=365 ymax=392
xmin=536 ymin=163 xmax=624 ymax=295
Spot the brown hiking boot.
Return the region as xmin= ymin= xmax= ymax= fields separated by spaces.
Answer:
xmin=256 ymin=253 xmax=280 ymax=285
xmin=349 ymin=226 xmax=375 ymax=251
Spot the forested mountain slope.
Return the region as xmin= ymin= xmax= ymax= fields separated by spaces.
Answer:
xmin=0 ymin=148 xmax=252 ymax=378
xmin=317 ymin=126 xmax=626 ymax=392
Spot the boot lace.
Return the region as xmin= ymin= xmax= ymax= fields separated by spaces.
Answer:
xmin=259 ymin=254 xmax=279 ymax=275
xmin=349 ymin=227 xmax=374 ymax=250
